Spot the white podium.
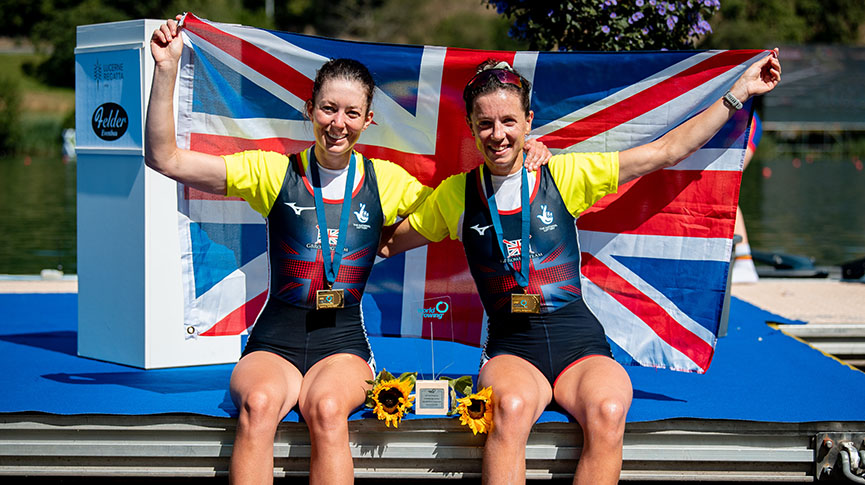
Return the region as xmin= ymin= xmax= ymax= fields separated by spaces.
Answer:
xmin=75 ymin=20 xmax=244 ymax=368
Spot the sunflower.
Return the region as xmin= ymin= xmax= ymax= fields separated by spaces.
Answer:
xmin=456 ymin=386 xmax=493 ymax=435
xmin=366 ymin=370 xmax=416 ymax=428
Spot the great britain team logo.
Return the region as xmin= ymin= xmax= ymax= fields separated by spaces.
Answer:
xmin=312 ymin=226 xmax=340 ymax=247
xmin=503 ymin=238 xmax=523 ymax=258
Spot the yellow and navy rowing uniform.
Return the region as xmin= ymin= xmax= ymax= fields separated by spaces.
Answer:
xmin=224 ymin=147 xmax=431 ymax=374
xmin=408 ymin=152 xmax=619 ymax=384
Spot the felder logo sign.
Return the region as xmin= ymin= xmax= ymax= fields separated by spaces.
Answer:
xmin=91 ymin=102 xmax=128 ymax=141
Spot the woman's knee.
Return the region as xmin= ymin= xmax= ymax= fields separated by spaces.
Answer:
xmin=302 ymin=395 xmax=350 ymax=434
xmin=492 ymin=392 xmax=539 ymax=431
xmin=583 ymin=397 xmax=628 ymax=444
xmin=237 ymin=388 xmax=285 ymax=431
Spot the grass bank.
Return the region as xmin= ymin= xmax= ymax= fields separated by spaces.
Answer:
xmin=0 ymin=51 xmax=74 ymax=156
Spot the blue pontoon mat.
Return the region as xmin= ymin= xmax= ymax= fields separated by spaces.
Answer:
xmin=1 ymin=293 xmax=863 ymax=424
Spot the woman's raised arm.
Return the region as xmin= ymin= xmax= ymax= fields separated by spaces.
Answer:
xmin=145 ymin=18 xmax=227 ymax=194
xmin=617 ymin=48 xmax=781 ymax=185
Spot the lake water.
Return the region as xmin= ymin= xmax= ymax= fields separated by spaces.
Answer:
xmin=740 ymin=155 xmax=865 ymax=267
xmin=0 ymin=155 xmax=77 ymax=274
xmin=0 ymin=154 xmax=863 ymax=275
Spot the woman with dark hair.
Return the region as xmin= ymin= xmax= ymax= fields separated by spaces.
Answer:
xmin=381 ymin=51 xmax=781 ymax=484
xmin=146 ymin=18 xmax=550 ymax=485
xmin=147 ymin=21 xmax=419 ymax=482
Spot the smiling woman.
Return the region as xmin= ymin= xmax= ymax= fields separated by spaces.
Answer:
xmin=142 ymin=17 xmax=441 ymax=485
xmin=462 ymin=60 xmax=533 ymax=175
xmin=306 ymin=60 xmax=375 ymax=169
xmin=379 ymin=52 xmax=782 ymax=484
xmin=466 ymin=89 xmax=534 ymax=175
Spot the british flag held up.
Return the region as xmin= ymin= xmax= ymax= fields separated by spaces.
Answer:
xmin=173 ymin=13 xmax=762 ymax=373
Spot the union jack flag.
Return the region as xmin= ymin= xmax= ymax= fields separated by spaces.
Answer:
xmin=174 ymin=13 xmax=762 ymax=373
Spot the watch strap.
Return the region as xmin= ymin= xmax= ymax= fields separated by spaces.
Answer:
xmin=723 ymin=90 xmax=743 ymax=110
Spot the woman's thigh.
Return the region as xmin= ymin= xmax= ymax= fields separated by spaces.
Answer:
xmin=230 ymin=350 xmax=304 ymax=420
xmin=552 ymin=356 xmax=632 ymax=424
xmin=480 ymin=354 xmax=553 ymax=422
xmin=297 ymin=353 xmax=374 ymax=417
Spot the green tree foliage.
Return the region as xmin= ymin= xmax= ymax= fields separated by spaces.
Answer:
xmin=323 ymin=0 xmax=524 ymax=50
xmin=5 ymin=0 xmax=865 ymax=89
xmin=11 ymin=0 xmax=259 ymax=88
xmin=485 ymin=0 xmax=721 ymax=51
xmin=9 ymin=0 xmax=522 ymax=88
xmin=703 ymin=0 xmax=865 ymax=49
xmin=26 ymin=0 xmax=128 ymax=87
xmin=0 ymin=0 xmax=47 ymax=37
xmin=0 ymin=74 xmax=22 ymax=155
xmin=487 ymin=0 xmax=865 ymax=51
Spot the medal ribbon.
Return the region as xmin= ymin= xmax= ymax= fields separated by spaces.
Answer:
xmin=482 ymin=163 xmax=530 ymax=289
xmin=309 ymin=149 xmax=357 ymax=288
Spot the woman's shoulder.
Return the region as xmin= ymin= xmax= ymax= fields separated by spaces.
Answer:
xmin=548 ymin=151 xmax=618 ymax=173
xmin=366 ymin=155 xmax=408 ymax=174
xmin=365 ymin=155 xmax=434 ymax=190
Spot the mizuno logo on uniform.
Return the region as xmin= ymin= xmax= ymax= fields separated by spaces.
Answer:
xmin=354 ymin=203 xmax=369 ymax=224
xmin=537 ymin=204 xmax=554 ymax=225
xmin=285 ymin=202 xmax=315 ymax=216
xmin=471 ymin=224 xmax=493 ymax=235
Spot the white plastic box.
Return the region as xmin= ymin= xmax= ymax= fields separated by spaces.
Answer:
xmin=75 ymin=20 xmax=243 ymax=368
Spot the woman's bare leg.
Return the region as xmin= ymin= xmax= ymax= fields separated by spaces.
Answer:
xmin=553 ymin=356 xmax=632 ymax=485
xmin=298 ymin=353 xmax=373 ymax=485
xmin=229 ymin=351 xmax=303 ymax=484
xmin=478 ymin=355 xmax=552 ymax=485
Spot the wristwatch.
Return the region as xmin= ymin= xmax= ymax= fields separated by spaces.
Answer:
xmin=723 ymin=90 xmax=743 ymax=110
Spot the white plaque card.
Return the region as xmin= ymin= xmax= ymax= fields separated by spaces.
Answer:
xmin=414 ymin=380 xmax=450 ymax=415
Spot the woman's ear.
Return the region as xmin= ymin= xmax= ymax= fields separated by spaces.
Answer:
xmin=305 ymin=100 xmax=313 ymax=120
xmin=363 ymin=110 xmax=374 ymax=131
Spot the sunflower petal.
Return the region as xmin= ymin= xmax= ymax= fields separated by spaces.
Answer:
xmin=455 ymin=387 xmax=494 ymax=434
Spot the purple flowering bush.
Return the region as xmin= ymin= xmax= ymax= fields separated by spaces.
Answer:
xmin=486 ymin=0 xmax=721 ymax=51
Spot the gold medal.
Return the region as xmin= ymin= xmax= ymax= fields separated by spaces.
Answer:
xmin=511 ymin=292 xmax=540 ymax=314
xmin=316 ymin=288 xmax=344 ymax=309
xmin=310 ymin=150 xmax=355 ymax=312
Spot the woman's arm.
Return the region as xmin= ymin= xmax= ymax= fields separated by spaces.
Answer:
xmin=617 ymin=49 xmax=781 ymax=185
xmin=378 ymin=218 xmax=434 ymax=258
xmin=145 ymin=18 xmax=227 ymax=194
